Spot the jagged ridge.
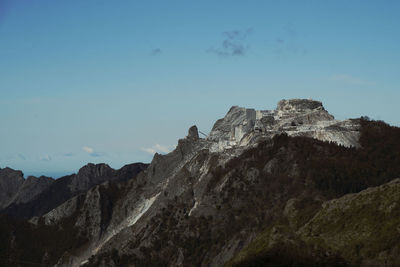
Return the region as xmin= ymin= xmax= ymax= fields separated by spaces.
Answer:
xmin=1 ymin=163 xmax=148 ymax=219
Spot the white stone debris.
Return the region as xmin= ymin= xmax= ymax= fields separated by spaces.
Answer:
xmin=188 ymin=201 xmax=199 ymax=216
xmin=91 ymin=192 xmax=161 ymax=257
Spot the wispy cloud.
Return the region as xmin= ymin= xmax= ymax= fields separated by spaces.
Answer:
xmin=141 ymin=144 xmax=173 ymax=155
xmin=151 ymin=48 xmax=161 ymax=55
xmin=82 ymin=146 xmax=103 ymax=157
xmin=208 ymin=28 xmax=253 ymax=57
xmin=82 ymin=146 xmax=94 ymax=154
xmin=331 ymin=74 xmax=374 ymax=85
xmin=63 ymin=152 xmax=74 ymax=157
xmin=40 ymin=155 xmax=51 ymax=161
xmin=273 ymin=24 xmax=306 ymax=55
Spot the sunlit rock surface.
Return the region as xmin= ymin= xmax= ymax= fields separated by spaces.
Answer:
xmin=208 ymin=99 xmax=360 ymax=152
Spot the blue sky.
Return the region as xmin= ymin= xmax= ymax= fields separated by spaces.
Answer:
xmin=1 ymin=0 xmax=399 ymax=177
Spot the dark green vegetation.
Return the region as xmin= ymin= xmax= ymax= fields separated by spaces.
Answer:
xmin=310 ymin=118 xmax=400 ymax=196
xmin=0 ymin=196 xmax=87 ymax=266
xmin=228 ymin=178 xmax=400 ymax=266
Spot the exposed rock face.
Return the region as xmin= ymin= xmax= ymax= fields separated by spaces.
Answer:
xmin=277 ymin=98 xmax=324 ymax=112
xmin=1 ymin=162 xmax=148 ymax=219
xmin=208 ymin=106 xmax=257 ymax=151
xmin=0 ymin=167 xmax=25 ymax=208
xmin=187 ymin=125 xmax=199 ymax=140
xmin=11 ymin=176 xmax=54 ymax=205
xmin=69 ymin=163 xmax=116 ymax=192
xmin=0 ymin=168 xmax=54 ymax=210
xmin=208 ymin=99 xmax=360 ymax=152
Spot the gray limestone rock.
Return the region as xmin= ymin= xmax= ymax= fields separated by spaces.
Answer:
xmin=0 ymin=168 xmax=54 ymax=210
xmin=208 ymin=99 xmax=359 ymax=151
xmin=0 ymin=167 xmax=25 ymax=208
xmin=187 ymin=125 xmax=199 ymax=140
xmin=12 ymin=176 xmax=54 ymax=205
xmin=69 ymin=163 xmax=115 ymax=192
xmin=277 ymin=98 xmax=324 ymax=112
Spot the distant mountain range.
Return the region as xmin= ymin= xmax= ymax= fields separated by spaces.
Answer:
xmin=1 ymin=99 xmax=399 ymax=266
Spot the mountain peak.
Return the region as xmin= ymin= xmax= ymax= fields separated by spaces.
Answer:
xmin=187 ymin=125 xmax=199 ymax=140
xmin=77 ymin=163 xmax=112 ymax=177
xmin=207 ymin=99 xmax=359 ymax=152
xmin=277 ymin=98 xmax=324 ymax=112
xmin=0 ymin=167 xmax=25 ymax=208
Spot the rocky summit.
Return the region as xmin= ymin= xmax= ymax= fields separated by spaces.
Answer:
xmin=1 ymin=99 xmax=400 ymax=267
xmin=208 ymin=99 xmax=359 ymax=152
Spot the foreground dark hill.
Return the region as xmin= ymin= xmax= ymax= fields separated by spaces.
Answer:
xmin=0 ymin=99 xmax=400 ymax=266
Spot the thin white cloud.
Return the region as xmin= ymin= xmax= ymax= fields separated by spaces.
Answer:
xmin=40 ymin=155 xmax=51 ymax=161
xmin=82 ymin=146 xmax=94 ymax=154
xmin=154 ymin=144 xmax=171 ymax=153
xmin=82 ymin=146 xmax=103 ymax=157
xmin=141 ymin=147 xmax=157 ymax=154
xmin=141 ymin=144 xmax=173 ymax=155
xmin=331 ymin=74 xmax=374 ymax=85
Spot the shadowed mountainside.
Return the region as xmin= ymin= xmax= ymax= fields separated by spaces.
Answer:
xmin=1 ymin=163 xmax=148 ymax=219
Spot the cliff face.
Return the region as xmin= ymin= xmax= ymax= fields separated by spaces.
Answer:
xmin=208 ymin=99 xmax=359 ymax=152
xmin=1 ymin=99 xmax=399 ymax=267
xmin=0 ymin=168 xmax=55 ymax=209
xmin=11 ymin=175 xmax=54 ymax=205
xmin=0 ymin=167 xmax=25 ymax=208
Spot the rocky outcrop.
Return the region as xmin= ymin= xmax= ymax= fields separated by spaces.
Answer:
xmin=11 ymin=175 xmax=54 ymax=205
xmin=277 ymin=98 xmax=325 ymax=112
xmin=208 ymin=99 xmax=360 ymax=152
xmin=0 ymin=168 xmax=54 ymax=210
xmin=69 ymin=163 xmax=116 ymax=192
xmin=188 ymin=125 xmax=199 ymax=140
xmin=0 ymin=167 xmax=25 ymax=208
